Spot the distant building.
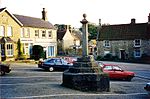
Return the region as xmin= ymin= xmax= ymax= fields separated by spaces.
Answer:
xmin=56 ymin=24 xmax=81 ymax=55
xmin=97 ymin=14 xmax=150 ymax=60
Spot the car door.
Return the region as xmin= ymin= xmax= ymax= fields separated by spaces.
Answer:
xmin=61 ymin=59 xmax=71 ymax=70
xmin=43 ymin=59 xmax=55 ymax=67
xmin=54 ymin=59 xmax=63 ymax=69
xmin=103 ymin=65 xmax=114 ymax=78
xmin=112 ymin=65 xmax=125 ymax=79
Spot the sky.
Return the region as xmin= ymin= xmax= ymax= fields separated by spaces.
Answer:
xmin=0 ymin=0 xmax=150 ymax=28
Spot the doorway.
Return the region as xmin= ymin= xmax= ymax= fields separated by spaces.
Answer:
xmin=120 ymin=50 xmax=126 ymax=60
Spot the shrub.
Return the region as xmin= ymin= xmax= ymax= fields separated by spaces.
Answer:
xmin=96 ymin=55 xmax=104 ymax=61
xmin=104 ymin=53 xmax=112 ymax=60
xmin=31 ymin=45 xmax=45 ymax=60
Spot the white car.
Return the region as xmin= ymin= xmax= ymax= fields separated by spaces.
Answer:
xmin=144 ymin=82 xmax=150 ymax=95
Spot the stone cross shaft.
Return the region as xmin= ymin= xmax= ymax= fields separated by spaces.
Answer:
xmin=80 ymin=14 xmax=88 ymax=56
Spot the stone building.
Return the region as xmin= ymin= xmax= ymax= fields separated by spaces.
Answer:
xmin=97 ymin=14 xmax=150 ymax=60
xmin=14 ymin=8 xmax=57 ymax=58
xmin=56 ymin=24 xmax=81 ymax=55
xmin=0 ymin=7 xmax=22 ymax=61
xmin=0 ymin=7 xmax=57 ymax=61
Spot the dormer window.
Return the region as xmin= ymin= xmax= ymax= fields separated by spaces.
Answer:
xmin=103 ymin=40 xmax=110 ymax=47
xmin=134 ymin=39 xmax=141 ymax=47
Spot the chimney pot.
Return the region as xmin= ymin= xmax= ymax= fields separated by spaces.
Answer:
xmin=131 ymin=18 xmax=136 ymax=24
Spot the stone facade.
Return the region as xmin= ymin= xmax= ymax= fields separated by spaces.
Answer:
xmin=97 ymin=15 xmax=150 ymax=60
xmin=97 ymin=39 xmax=150 ymax=59
xmin=0 ymin=8 xmax=22 ymax=61
xmin=57 ymin=25 xmax=81 ymax=55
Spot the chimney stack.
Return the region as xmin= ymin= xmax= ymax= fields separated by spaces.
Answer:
xmin=42 ymin=8 xmax=48 ymax=21
xmin=131 ymin=18 xmax=136 ymax=24
xmin=148 ymin=13 xmax=150 ymax=24
xmin=99 ymin=19 xmax=101 ymax=26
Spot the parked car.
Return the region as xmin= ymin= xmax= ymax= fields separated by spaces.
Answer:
xmin=38 ymin=58 xmax=73 ymax=71
xmin=144 ymin=82 xmax=150 ymax=95
xmin=0 ymin=63 xmax=11 ymax=76
xmin=63 ymin=56 xmax=77 ymax=64
xmin=101 ymin=64 xmax=135 ymax=81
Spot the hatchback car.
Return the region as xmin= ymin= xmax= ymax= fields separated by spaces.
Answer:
xmin=144 ymin=82 xmax=150 ymax=95
xmin=0 ymin=63 xmax=11 ymax=76
xmin=101 ymin=64 xmax=135 ymax=81
xmin=38 ymin=58 xmax=73 ymax=71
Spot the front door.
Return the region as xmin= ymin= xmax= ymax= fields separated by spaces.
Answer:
xmin=120 ymin=50 xmax=125 ymax=60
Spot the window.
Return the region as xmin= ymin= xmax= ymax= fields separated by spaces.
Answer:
xmin=103 ymin=66 xmax=113 ymax=71
xmin=0 ymin=25 xmax=5 ymax=36
xmin=6 ymin=44 xmax=13 ymax=56
xmin=42 ymin=30 xmax=46 ymax=37
xmin=48 ymin=31 xmax=52 ymax=38
xmin=7 ymin=26 xmax=13 ymax=36
xmin=48 ymin=46 xmax=55 ymax=57
xmin=103 ymin=40 xmax=110 ymax=47
xmin=134 ymin=39 xmax=141 ymax=47
xmin=25 ymin=28 xmax=30 ymax=37
xmin=35 ymin=30 xmax=39 ymax=37
xmin=113 ymin=66 xmax=122 ymax=71
xmin=134 ymin=49 xmax=141 ymax=57
xmin=29 ymin=43 xmax=33 ymax=55
xmin=21 ymin=28 xmax=25 ymax=37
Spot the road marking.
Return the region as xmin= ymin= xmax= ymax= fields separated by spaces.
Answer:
xmin=136 ymin=75 xmax=150 ymax=80
xmin=0 ymin=82 xmax=61 ymax=85
xmin=4 ymin=93 xmax=148 ymax=99
xmin=0 ymin=76 xmax=61 ymax=78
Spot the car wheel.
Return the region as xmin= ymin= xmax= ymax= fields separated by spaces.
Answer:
xmin=0 ymin=71 xmax=5 ymax=76
xmin=126 ymin=76 xmax=132 ymax=81
xmin=49 ymin=67 xmax=54 ymax=72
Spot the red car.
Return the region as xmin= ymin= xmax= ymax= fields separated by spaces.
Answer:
xmin=101 ymin=64 xmax=135 ymax=81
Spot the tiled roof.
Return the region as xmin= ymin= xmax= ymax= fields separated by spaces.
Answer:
xmin=0 ymin=7 xmax=6 ymax=12
xmin=14 ymin=14 xmax=55 ymax=29
xmin=57 ymin=26 xmax=82 ymax=41
xmin=98 ymin=23 xmax=150 ymax=40
xmin=71 ymin=30 xmax=82 ymax=40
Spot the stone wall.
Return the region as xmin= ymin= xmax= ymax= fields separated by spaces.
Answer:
xmin=97 ymin=39 xmax=150 ymax=59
